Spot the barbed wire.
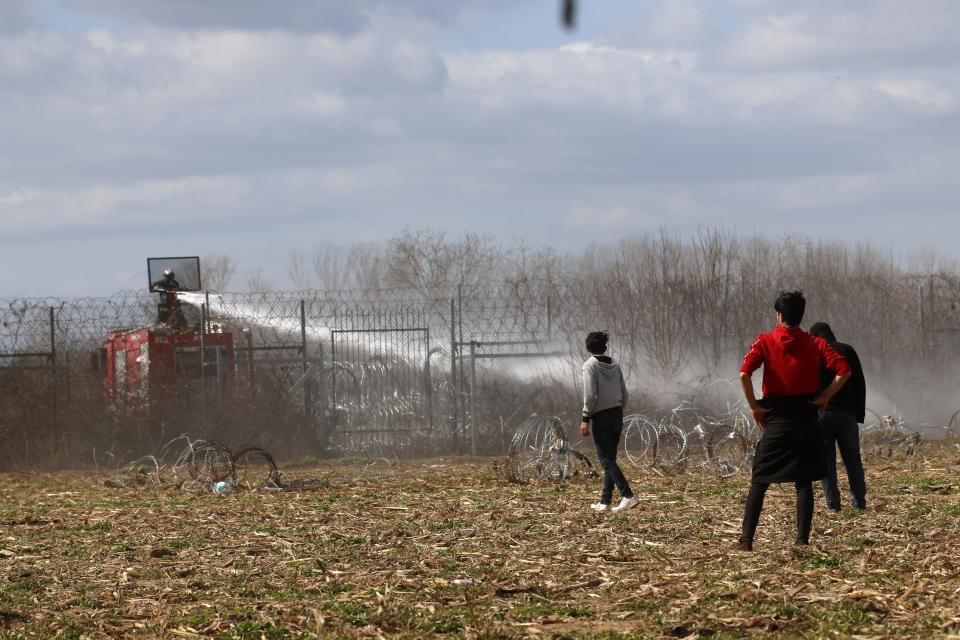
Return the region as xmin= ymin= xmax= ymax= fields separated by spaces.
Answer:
xmin=1 ymin=282 xmax=958 ymax=469
xmin=618 ymin=400 xmax=925 ymax=478
xmin=503 ymin=414 xmax=596 ymax=484
xmin=106 ymin=435 xmax=281 ymax=492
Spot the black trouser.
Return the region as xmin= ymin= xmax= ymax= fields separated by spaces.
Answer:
xmin=820 ymin=409 xmax=867 ymax=510
xmin=591 ymin=407 xmax=633 ymax=504
xmin=740 ymin=481 xmax=814 ymax=544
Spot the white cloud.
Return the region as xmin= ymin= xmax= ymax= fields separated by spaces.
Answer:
xmin=56 ymin=0 xmax=535 ymax=35
xmin=568 ymin=201 xmax=689 ymax=229
xmin=444 ymin=42 xmax=960 ymax=128
xmin=0 ymin=176 xmax=250 ymax=234
xmin=875 ymin=77 xmax=956 ymax=114
xmin=719 ymin=1 xmax=960 ymax=70
xmin=648 ymin=0 xmax=707 ymax=46
xmin=0 ymin=1 xmax=34 ymax=33
xmin=0 ymin=26 xmax=448 ymax=192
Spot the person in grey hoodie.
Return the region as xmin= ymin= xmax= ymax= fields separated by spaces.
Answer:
xmin=579 ymin=331 xmax=638 ymax=512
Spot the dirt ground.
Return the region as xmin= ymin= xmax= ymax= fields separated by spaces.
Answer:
xmin=2 ymin=444 xmax=960 ymax=639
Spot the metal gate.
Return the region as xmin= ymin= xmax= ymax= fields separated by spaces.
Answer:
xmin=328 ymin=328 xmax=433 ymax=452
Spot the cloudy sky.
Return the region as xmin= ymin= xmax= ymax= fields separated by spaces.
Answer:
xmin=1 ymin=0 xmax=959 ymax=296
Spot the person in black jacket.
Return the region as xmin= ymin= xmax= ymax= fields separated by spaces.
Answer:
xmin=152 ymin=269 xmax=184 ymax=326
xmin=809 ymin=322 xmax=867 ymax=511
xmin=153 ymin=269 xmax=181 ymax=296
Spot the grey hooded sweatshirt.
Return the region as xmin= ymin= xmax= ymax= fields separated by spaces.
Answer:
xmin=581 ymin=355 xmax=628 ymax=422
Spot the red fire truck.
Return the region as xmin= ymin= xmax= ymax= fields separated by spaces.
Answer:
xmin=101 ymin=257 xmax=236 ymax=413
xmin=102 ymin=325 xmax=235 ymax=411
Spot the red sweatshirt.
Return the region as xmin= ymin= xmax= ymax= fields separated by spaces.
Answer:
xmin=740 ymin=325 xmax=850 ymax=397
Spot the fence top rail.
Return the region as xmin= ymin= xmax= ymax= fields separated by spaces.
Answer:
xmin=1 ymin=271 xmax=955 ymax=306
xmin=460 ymin=339 xmax=555 ymax=348
xmin=0 ymin=364 xmax=55 ymax=372
xmin=331 ymin=327 xmax=429 ymax=335
xmin=234 ymin=344 xmax=306 ymax=352
xmin=462 ymin=351 xmax=569 ymax=360
xmin=0 ymin=281 xmax=567 ymax=306
xmin=233 ymin=356 xmax=323 ymax=366
xmin=0 ymin=352 xmax=54 ymax=359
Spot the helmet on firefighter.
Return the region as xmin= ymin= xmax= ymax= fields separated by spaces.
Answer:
xmin=163 ymin=268 xmax=175 ymax=278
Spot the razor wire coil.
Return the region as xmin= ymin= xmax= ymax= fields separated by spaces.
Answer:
xmin=111 ymin=436 xmax=280 ymax=491
xmin=505 ymin=414 xmax=597 ymax=484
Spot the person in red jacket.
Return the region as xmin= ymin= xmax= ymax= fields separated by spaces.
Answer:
xmin=736 ymin=291 xmax=851 ymax=551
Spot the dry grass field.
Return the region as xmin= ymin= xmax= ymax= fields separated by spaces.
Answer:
xmin=2 ymin=444 xmax=960 ymax=639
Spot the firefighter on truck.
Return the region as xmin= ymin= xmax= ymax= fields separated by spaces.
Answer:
xmin=152 ymin=268 xmax=186 ymax=328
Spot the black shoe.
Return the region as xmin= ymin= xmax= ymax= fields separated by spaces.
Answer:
xmin=827 ymin=504 xmax=841 ymax=513
xmin=735 ymin=540 xmax=753 ymax=552
xmin=794 ymin=538 xmax=809 ymax=546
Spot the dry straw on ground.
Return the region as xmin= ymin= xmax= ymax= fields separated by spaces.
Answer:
xmin=2 ymin=443 xmax=960 ymax=639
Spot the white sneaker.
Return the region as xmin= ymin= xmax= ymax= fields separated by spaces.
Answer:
xmin=611 ymin=496 xmax=639 ymax=512
xmin=590 ymin=502 xmax=609 ymax=512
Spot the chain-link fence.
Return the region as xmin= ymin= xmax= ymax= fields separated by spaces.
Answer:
xmin=2 ymin=272 xmax=959 ymax=470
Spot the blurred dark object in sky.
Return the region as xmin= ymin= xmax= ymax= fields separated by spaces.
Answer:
xmin=562 ymin=0 xmax=576 ymax=29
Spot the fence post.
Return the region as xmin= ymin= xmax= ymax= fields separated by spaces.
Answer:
xmin=424 ymin=329 xmax=433 ymax=433
xmin=458 ymin=284 xmax=465 ymax=452
xmin=928 ymin=275 xmax=936 ymax=367
xmin=200 ymin=303 xmax=208 ymax=425
xmin=300 ymin=299 xmax=313 ymax=437
xmin=449 ymin=297 xmax=459 ymax=452
xmin=64 ymin=343 xmax=71 ymax=402
xmin=49 ymin=307 xmax=57 ymax=442
xmin=330 ymin=330 xmax=337 ymax=437
xmin=918 ymin=283 xmax=925 ymax=361
xmin=470 ymin=340 xmax=477 ymax=456
xmin=317 ymin=339 xmax=324 ymax=410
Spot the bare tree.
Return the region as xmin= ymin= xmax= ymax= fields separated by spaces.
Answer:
xmin=201 ymin=254 xmax=236 ymax=292
xmin=385 ymin=229 xmax=501 ymax=298
xmin=351 ymin=245 xmax=386 ymax=291
xmin=503 ymin=240 xmax=565 ymax=287
xmin=310 ymin=243 xmax=385 ymax=291
xmin=245 ymin=268 xmax=271 ymax=292
xmin=288 ymin=248 xmax=312 ymax=290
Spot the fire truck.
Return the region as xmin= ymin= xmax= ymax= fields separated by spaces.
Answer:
xmin=102 ymin=325 xmax=235 ymax=411
xmin=101 ymin=257 xmax=235 ymax=415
